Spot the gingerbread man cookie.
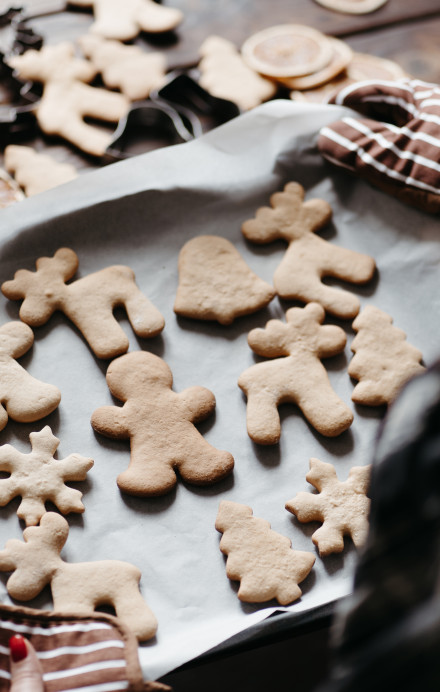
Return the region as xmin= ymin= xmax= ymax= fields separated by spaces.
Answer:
xmin=2 ymin=247 xmax=165 ymax=360
xmin=238 ymin=302 xmax=353 ymax=444
xmin=242 ymin=182 xmax=376 ymax=319
xmin=4 ymin=145 xmax=78 ymax=197
xmin=9 ymin=43 xmax=129 ymax=157
xmin=0 ymin=321 xmax=61 ymax=431
xmin=348 ymin=305 xmax=426 ymax=405
xmin=286 ymin=458 xmax=371 ymax=556
xmin=0 ymin=426 xmax=93 ymax=526
xmin=91 ymin=351 xmax=234 ymax=496
xmin=0 ymin=512 xmax=157 ymax=641
xmin=69 ymin=0 xmax=183 ymax=40
xmin=216 ymin=501 xmax=315 ymax=604
xmin=174 ymin=235 xmax=275 ymax=324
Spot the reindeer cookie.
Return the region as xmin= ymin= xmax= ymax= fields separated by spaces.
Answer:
xmin=242 ymin=182 xmax=376 ymax=319
xmin=91 ymin=351 xmax=234 ymax=496
xmin=0 ymin=426 xmax=93 ymax=526
xmin=0 ymin=512 xmax=157 ymax=641
xmin=1 ymin=247 xmax=165 ymax=360
xmin=238 ymin=303 xmax=353 ymax=444
xmin=69 ymin=0 xmax=183 ymax=40
xmin=0 ymin=321 xmax=61 ymax=431
xmin=8 ymin=43 xmax=128 ymax=157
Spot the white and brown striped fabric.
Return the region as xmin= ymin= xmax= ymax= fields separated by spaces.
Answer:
xmin=0 ymin=605 xmax=168 ymax=692
xmin=318 ymin=79 xmax=440 ymax=213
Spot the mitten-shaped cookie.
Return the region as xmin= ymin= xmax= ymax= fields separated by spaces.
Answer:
xmin=0 ymin=512 xmax=157 ymax=641
xmin=242 ymin=182 xmax=375 ymax=319
xmin=0 ymin=321 xmax=61 ymax=430
xmin=69 ymin=0 xmax=183 ymax=40
xmin=91 ymin=351 xmax=234 ymax=496
xmin=238 ymin=302 xmax=353 ymax=444
xmin=348 ymin=305 xmax=426 ymax=405
xmin=0 ymin=426 xmax=93 ymax=526
xmin=318 ymin=79 xmax=440 ymax=213
xmin=8 ymin=43 xmax=128 ymax=157
xmin=216 ymin=501 xmax=315 ymax=604
xmin=286 ymin=458 xmax=371 ymax=556
xmin=174 ymin=235 xmax=275 ymax=324
xmin=2 ymin=247 xmax=165 ymax=360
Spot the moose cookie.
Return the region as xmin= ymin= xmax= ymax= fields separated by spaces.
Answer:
xmin=242 ymin=182 xmax=375 ymax=319
xmin=286 ymin=458 xmax=371 ymax=556
xmin=0 ymin=426 xmax=93 ymax=526
xmin=1 ymin=248 xmax=165 ymax=360
xmin=4 ymin=145 xmax=78 ymax=196
xmin=238 ymin=303 xmax=353 ymax=444
xmin=174 ymin=235 xmax=275 ymax=324
xmin=349 ymin=305 xmax=426 ymax=405
xmin=91 ymin=351 xmax=234 ymax=496
xmin=0 ymin=321 xmax=61 ymax=431
xmin=0 ymin=512 xmax=157 ymax=641
xmin=216 ymin=501 xmax=315 ymax=604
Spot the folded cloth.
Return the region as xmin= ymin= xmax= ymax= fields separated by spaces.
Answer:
xmin=317 ymin=79 xmax=440 ymax=213
xmin=0 ymin=604 xmax=169 ymax=692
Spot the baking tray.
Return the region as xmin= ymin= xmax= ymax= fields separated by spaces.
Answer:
xmin=0 ymin=100 xmax=439 ymax=680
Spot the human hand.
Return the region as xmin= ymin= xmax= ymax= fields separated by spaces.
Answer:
xmin=9 ymin=635 xmax=44 ymax=692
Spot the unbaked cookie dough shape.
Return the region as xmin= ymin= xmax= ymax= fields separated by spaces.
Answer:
xmin=216 ymin=500 xmax=315 ymax=605
xmin=174 ymin=235 xmax=275 ymax=325
xmin=69 ymin=0 xmax=183 ymax=40
xmin=242 ymin=181 xmax=376 ymax=319
xmin=0 ymin=321 xmax=61 ymax=431
xmin=238 ymin=302 xmax=353 ymax=444
xmin=4 ymin=145 xmax=78 ymax=197
xmin=91 ymin=351 xmax=234 ymax=496
xmin=1 ymin=247 xmax=165 ymax=360
xmin=286 ymin=458 xmax=371 ymax=556
xmin=0 ymin=426 xmax=93 ymax=527
xmin=348 ymin=305 xmax=426 ymax=406
xmin=0 ymin=512 xmax=157 ymax=642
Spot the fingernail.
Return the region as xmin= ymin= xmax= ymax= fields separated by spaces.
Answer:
xmin=9 ymin=635 xmax=28 ymax=663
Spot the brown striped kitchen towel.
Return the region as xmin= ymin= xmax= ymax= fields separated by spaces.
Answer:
xmin=0 ymin=604 xmax=169 ymax=692
xmin=318 ymin=79 xmax=440 ymax=213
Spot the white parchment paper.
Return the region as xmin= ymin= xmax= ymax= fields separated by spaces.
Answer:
xmin=0 ymin=101 xmax=439 ymax=680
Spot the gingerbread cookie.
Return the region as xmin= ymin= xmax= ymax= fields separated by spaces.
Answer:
xmin=278 ymin=37 xmax=352 ymax=90
xmin=9 ymin=43 xmax=129 ymax=157
xmin=286 ymin=458 xmax=371 ymax=556
xmin=348 ymin=305 xmax=426 ymax=406
xmin=313 ymin=0 xmax=388 ymax=14
xmin=198 ymin=36 xmax=277 ymax=111
xmin=174 ymin=235 xmax=275 ymax=324
xmin=4 ymin=145 xmax=78 ymax=196
xmin=0 ymin=321 xmax=61 ymax=431
xmin=1 ymin=247 xmax=165 ymax=360
xmin=0 ymin=426 xmax=93 ymax=526
xmin=216 ymin=501 xmax=315 ymax=604
xmin=78 ymin=34 xmax=167 ymax=101
xmin=238 ymin=303 xmax=353 ymax=444
xmin=69 ymin=0 xmax=183 ymax=40
xmin=0 ymin=512 xmax=157 ymax=641
xmin=242 ymin=182 xmax=375 ymax=319
xmin=91 ymin=351 xmax=234 ymax=496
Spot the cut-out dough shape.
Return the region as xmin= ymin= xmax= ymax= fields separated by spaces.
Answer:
xmin=198 ymin=35 xmax=277 ymax=111
xmin=9 ymin=43 xmax=129 ymax=157
xmin=242 ymin=181 xmax=376 ymax=319
xmin=216 ymin=500 xmax=315 ymax=604
xmin=1 ymin=247 xmax=165 ymax=360
xmin=0 ymin=321 xmax=61 ymax=431
xmin=4 ymin=145 xmax=78 ymax=197
xmin=91 ymin=351 xmax=234 ymax=496
xmin=348 ymin=305 xmax=426 ymax=406
xmin=238 ymin=302 xmax=353 ymax=444
xmin=69 ymin=0 xmax=183 ymax=40
xmin=174 ymin=235 xmax=275 ymax=324
xmin=313 ymin=0 xmax=388 ymax=14
xmin=0 ymin=168 xmax=24 ymax=208
xmin=0 ymin=512 xmax=157 ymax=641
xmin=286 ymin=457 xmax=371 ymax=556
xmin=0 ymin=426 xmax=93 ymax=526
xmin=78 ymin=34 xmax=167 ymax=100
